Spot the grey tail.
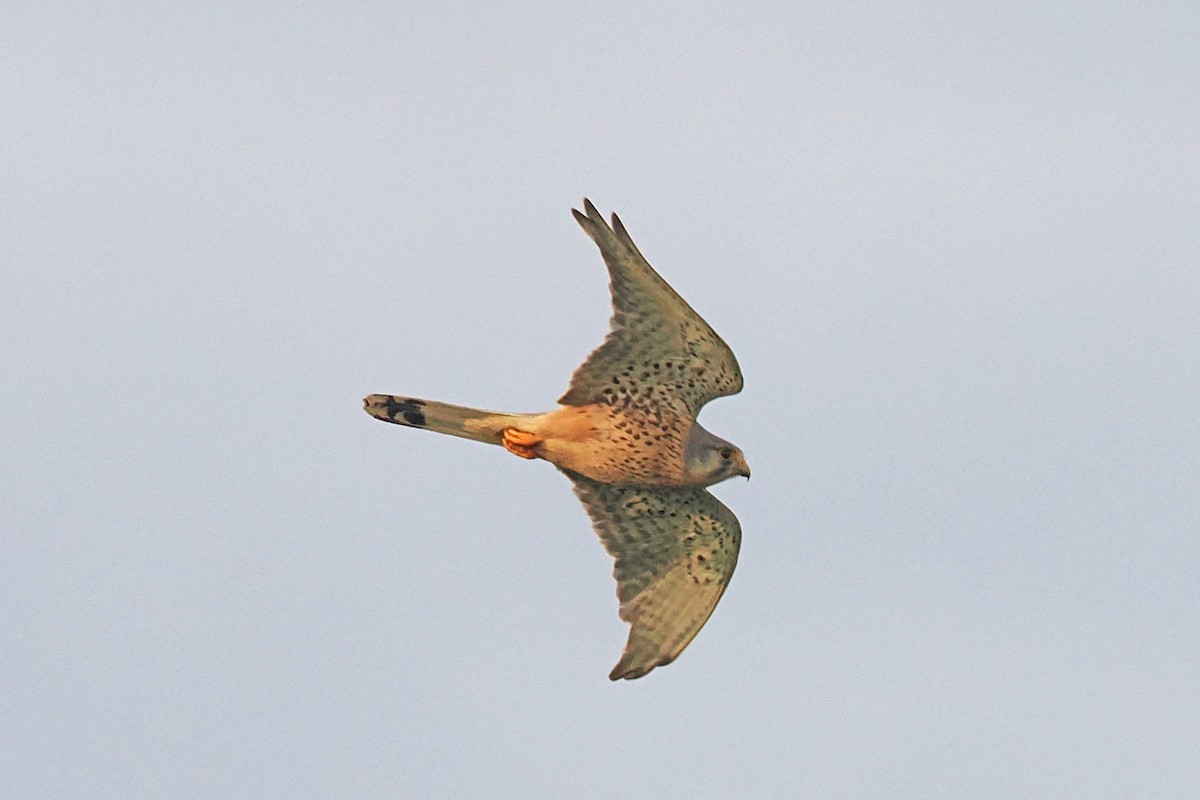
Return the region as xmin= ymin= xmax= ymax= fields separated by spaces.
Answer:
xmin=363 ymin=394 xmax=530 ymax=446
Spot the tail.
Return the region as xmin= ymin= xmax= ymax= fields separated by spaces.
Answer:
xmin=363 ymin=394 xmax=531 ymax=446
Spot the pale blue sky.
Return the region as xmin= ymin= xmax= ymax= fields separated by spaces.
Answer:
xmin=4 ymin=3 xmax=1199 ymax=798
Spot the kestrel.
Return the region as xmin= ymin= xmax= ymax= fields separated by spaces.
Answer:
xmin=364 ymin=200 xmax=749 ymax=680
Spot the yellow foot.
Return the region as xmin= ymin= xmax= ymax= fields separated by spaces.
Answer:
xmin=502 ymin=428 xmax=543 ymax=460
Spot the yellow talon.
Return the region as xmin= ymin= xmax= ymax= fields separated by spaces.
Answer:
xmin=502 ymin=428 xmax=543 ymax=459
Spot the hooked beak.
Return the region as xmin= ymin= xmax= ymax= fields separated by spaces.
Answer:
xmin=737 ymin=455 xmax=751 ymax=480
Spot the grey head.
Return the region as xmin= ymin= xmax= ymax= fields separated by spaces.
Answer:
xmin=683 ymin=422 xmax=751 ymax=486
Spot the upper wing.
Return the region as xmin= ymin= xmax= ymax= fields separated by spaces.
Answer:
xmin=560 ymin=199 xmax=743 ymax=418
xmin=566 ymin=471 xmax=742 ymax=680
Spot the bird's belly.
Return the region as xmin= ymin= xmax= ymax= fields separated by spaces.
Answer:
xmin=533 ymin=404 xmax=687 ymax=485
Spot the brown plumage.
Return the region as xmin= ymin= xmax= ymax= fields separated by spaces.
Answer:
xmin=364 ymin=199 xmax=748 ymax=680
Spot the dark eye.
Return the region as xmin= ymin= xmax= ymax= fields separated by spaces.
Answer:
xmin=719 ymin=447 xmax=732 ymax=460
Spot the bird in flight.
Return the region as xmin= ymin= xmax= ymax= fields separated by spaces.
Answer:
xmin=364 ymin=199 xmax=749 ymax=680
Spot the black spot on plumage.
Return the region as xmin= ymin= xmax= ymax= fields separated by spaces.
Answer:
xmin=385 ymin=396 xmax=427 ymax=427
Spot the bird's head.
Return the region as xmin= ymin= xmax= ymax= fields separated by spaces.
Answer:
xmin=685 ymin=425 xmax=751 ymax=486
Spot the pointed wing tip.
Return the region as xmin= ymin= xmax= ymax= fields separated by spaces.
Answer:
xmin=608 ymin=654 xmax=673 ymax=681
xmin=572 ymin=197 xmax=599 ymax=219
xmin=571 ymin=199 xmax=602 ymax=235
xmin=573 ymin=198 xmax=611 ymax=228
xmin=610 ymin=212 xmax=631 ymax=241
xmin=608 ymin=663 xmax=647 ymax=681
